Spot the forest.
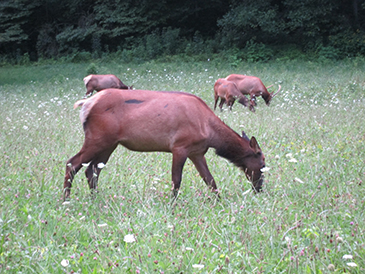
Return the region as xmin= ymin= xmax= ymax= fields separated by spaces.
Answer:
xmin=1 ymin=0 xmax=365 ymax=63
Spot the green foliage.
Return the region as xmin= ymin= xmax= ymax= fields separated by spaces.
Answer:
xmin=1 ymin=0 xmax=365 ymax=61
xmin=329 ymin=29 xmax=365 ymax=58
xmin=242 ymin=40 xmax=274 ymax=62
xmin=0 ymin=0 xmax=38 ymax=44
xmin=68 ymin=51 xmax=92 ymax=63
xmin=274 ymin=45 xmax=308 ymax=62
xmin=217 ymin=0 xmax=283 ymax=46
xmin=317 ymin=46 xmax=340 ymax=61
xmin=86 ymin=63 xmax=99 ymax=75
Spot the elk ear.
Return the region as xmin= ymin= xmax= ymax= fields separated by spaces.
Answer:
xmin=250 ymin=136 xmax=261 ymax=154
xmin=241 ymin=131 xmax=250 ymax=141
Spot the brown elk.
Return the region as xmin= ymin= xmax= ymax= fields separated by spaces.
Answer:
xmin=83 ymin=74 xmax=132 ymax=96
xmin=63 ymin=89 xmax=266 ymax=200
xmin=214 ymin=78 xmax=249 ymax=111
xmin=225 ymin=74 xmax=281 ymax=112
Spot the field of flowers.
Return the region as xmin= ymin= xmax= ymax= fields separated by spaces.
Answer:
xmin=0 ymin=59 xmax=364 ymax=273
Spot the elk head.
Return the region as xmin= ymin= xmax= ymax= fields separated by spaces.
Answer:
xmin=264 ymin=84 xmax=282 ymax=106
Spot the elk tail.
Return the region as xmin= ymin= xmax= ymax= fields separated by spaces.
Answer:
xmin=272 ymin=85 xmax=282 ymax=98
xmin=74 ymin=99 xmax=87 ymax=109
xmin=74 ymin=96 xmax=98 ymax=124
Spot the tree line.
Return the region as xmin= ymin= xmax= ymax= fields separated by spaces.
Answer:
xmin=1 ymin=0 xmax=364 ymax=63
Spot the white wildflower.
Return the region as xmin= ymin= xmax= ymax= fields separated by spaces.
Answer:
xmin=192 ymin=264 xmax=204 ymax=269
xmin=346 ymin=262 xmax=357 ymax=267
xmin=288 ymin=158 xmax=298 ymax=163
xmin=342 ymin=255 xmax=353 ymax=259
xmin=137 ymin=209 xmax=146 ymax=217
xmin=62 ymin=201 xmax=70 ymax=205
xmin=61 ymin=259 xmax=69 ymax=267
xmin=294 ymin=177 xmax=305 ymax=184
xmin=98 ymin=223 xmax=107 ymax=227
xmin=285 ymin=153 xmax=293 ymax=158
xmin=242 ymin=189 xmax=251 ymax=195
xmin=185 ymin=247 xmax=194 ymax=251
xmin=124 ymin=234 xmax=136 ymax=243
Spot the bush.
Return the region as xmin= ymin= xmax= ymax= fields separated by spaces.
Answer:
xmin=329 ymin=30 xmax=365 ymax=58
xmin=317 ymin=45 xmax=339 ymax=61
xmin=70 ymin=51 xmax=92 ymax=63
xmin=86 ymin=63 xmax=99 ymax=75
xmin=243 ymin=40 xmax=273 ymax=62
xmin=145 ymin=30 xmax=163 ymax=59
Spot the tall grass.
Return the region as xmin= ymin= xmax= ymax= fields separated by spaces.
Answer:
xmin=0 ymin=59 xmax=364 ymax=273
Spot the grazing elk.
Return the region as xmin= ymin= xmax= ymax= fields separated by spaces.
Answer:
xmin=225 ymin=74 xmax=281 ymax=112
xmin=214 ymin=78 xmax=249 ymax=111
xmin=83 ymin=74 xmax=132 ymax=96
xmin=64 ymin=89 xmax=266 ymax=200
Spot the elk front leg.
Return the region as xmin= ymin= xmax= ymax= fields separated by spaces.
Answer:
xmin=189 ymin=154 xmax=220 ymax=198
xmin=249 ymin=95 xmax=256 ymax=112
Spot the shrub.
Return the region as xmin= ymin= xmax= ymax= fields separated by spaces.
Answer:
xmin=243 ymin=40 xmax=273 ymax=62
xmin=329 ymin=29 xmax=365 ymax=58
xmin=70 ymin=51 xmax=92 ymax=63
xmin=86 ymin=63 xmax=99 ymax=75
xmin=317 ymin=45 xmax=339 ymax=61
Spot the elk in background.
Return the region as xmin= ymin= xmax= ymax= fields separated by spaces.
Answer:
xmin=214 ymin=78 xmax=249 ymax=111
xmin=83 ymin=74 xmax=132 ymax=96
xmin=225 ymin=74 xmax=281 ymax=112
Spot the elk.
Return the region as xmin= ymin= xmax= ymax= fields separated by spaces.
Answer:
xmin=214 ymin=78 xmax=249 ymax=111
xmin=83 ymin=74 xmax=132 ymax=96
xmin=225 ymin=74 xmax=281 ymax=112
xmin=63 ymin=89 xmax=266 ymax=200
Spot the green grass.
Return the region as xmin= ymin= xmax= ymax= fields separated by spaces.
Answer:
xmin=0 ymin=59 xmax=364 ymax=273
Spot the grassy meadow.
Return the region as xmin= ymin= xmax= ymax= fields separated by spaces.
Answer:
xmin=0 ymin=58 xmax=364 ymax=273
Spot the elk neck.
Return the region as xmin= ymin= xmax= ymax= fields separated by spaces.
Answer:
xmin=211 ymin=122 xmax=252 ymax=168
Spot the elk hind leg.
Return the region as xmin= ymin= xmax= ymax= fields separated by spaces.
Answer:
xmin=219 ymin=98 xmax=226 ymax=111
xmin=64 ymin=153 xmax=85 ymax=200
xmin=84 ymin=145 xmax=118 ymax=194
